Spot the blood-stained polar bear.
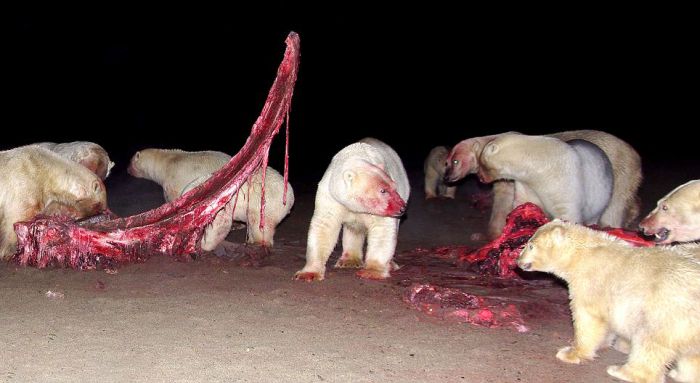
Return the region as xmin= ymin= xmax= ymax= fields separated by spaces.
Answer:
xmin=295 ymin=137 xmax=409 ymax=281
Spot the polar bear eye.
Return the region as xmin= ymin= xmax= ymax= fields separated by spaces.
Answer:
xmin=452 ymin=159 xmax=459 ymax=165
xmin=380 ymin=188 xmax=386 ymax=194
xmin=662 ymin=204 xmax=668 ymax=211
xmin=528 ymin=244 xmax=533 ymax=250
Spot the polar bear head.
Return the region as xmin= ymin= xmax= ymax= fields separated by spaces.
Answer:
xmin=639 ymin=180 xmax=700 ymax=244
xmin=330 ymin=158 xmax=406 ymax=217
xmin=127 ymin=149 xmax=157 ymax=179
xmin=444 ymin=138 xmax=484 ymax=182
xmin=517 ymin=220 xmax=574 ymax=273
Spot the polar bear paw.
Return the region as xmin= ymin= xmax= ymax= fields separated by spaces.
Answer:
xmin=294 ymin=271 xmax=324 ymax=282
xmin=556 ymin=346 xmax=584 ymax=364
xmin=335 ymin=252 xmax=364 ymax=268
xmin=356 ymin=268 xmax=390 ymax=280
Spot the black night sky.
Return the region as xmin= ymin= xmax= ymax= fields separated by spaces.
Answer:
xmin=5 ymin=5 xmax=697 ymax=184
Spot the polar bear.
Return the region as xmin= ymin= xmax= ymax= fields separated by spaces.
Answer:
xmin=423 ymin=146 xmax=456 ymax=199
xmin=639 ymin=179 xmax=700 ymax=244
xmin=34 ymin=141 xmax=115 ymax=180
xmin=0 ymin=145 xmax=108 ymax=259
xmin=518 ymin=220 xmax=700 ymax=383
xmin=295 ymin=137 xmax=409 ymax=281
xmin=446 ymin=130 xmax=640 ymax=238
xmin=127 ymin=148 xmax=294 ymax=249
xmin=479 ymin=134 xmax=613 ymax=225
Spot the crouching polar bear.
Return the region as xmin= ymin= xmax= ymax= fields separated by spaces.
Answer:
xmin=518 ymin=220 xmax=700 ymax=383
xmin=479 ymin=134 xmax=613 ymax=225
xmin=127 ymin=148 xmax=294 ymax=249
xmin=295 ymin=137 xmax=409 ymax=281
xmin=0 ymin=145 xmax=108 ymax=260
xmin=423 ymin=146 xmax=456 ymax=199
xmin=639 ymin=179 xmax=700 ymax=244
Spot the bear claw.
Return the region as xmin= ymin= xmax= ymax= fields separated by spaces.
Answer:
xmin=294 ymin=271 xmax=324 ymax=282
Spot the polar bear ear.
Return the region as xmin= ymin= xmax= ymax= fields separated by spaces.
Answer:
xmin=69 ymin=182 xmax=89 ymax=199
xmin=485 ymin=142 xmax=498 ymax=155
xmin=343 ymin=170 xmax=356 ymax=188
xmin=472 ymin=141 xmax=481 ymax=153
xmin=92 ymin=180 xmax=102 ymax=194
xmin=549 ymin=225 xmax=566 ymax=245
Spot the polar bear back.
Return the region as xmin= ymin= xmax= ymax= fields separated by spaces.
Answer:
xmin=567 ymin=139 xmax=614 ymax=224
xmin=358 ymin=137 xmax=410 ymax=200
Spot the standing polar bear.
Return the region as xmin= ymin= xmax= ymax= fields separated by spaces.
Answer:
xmin=518 ymin=220 xmax=700 ymax=383
xmin=295 ymin=137 xmax=409 ymax=281
xmin=423 ymin=146 xmax=457 ymax=199
xmin=639 ymin=179 xmax=700 ymax=244
xmin=34 ymin=141 xmax=115 ymax=180
xmin=479 ymin=134 xmax=613 ymax=225
xmin=0 ymin=146 xmax=108 ymax=260
xmin=127 ymin=148 xmax=294 ymax=250
xmin=445 ymin=130 xmax=640 ymax=238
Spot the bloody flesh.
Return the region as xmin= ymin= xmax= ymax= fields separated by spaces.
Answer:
xmin=459 ymin=203 xmax=654 ymax=278
xmin=398 ymin=202 xmax=654 ymax=331
xmin=13 ymin=32 xmax=300 ymax=270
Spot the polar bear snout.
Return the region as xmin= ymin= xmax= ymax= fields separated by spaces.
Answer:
xmin=385 ymin=193 xmax=407 ymax=217
xmin=518 ymin=261 xmax=532 ymax=271
xmin=639 ymin=214 xmax=671 ymax=242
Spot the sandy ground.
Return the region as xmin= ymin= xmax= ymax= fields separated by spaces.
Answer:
xmin=0 ymin=162 xmax=695 ymax=383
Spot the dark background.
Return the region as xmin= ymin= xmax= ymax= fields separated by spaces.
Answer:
xmin=4 ymin=4 xmax=696 ymax=185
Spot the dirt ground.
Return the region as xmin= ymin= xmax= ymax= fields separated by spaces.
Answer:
xmin=0 ymin=161 xmax=695 ymax=382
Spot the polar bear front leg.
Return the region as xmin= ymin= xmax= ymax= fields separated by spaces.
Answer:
xmin=424 ymin=168 xmax=440 ymax=199
xmin=246 ymin=210 xmax=276 ymax=248
xmin=669 ymin=355 xmax=700 ymax=383
xmin=441 ymin=184 xmax=457 ymax=199
xmin=357 ymin=218 xmax=399 ymax=280
xmin=200 ymin=201 xmax=235 ymax=252
xmin=335 ymin=223 xmax=366 ymax=268
xmin=487 ymin=181 xmax=516 ymax=239
xmin=557 ymin=307 xmax=608 ymax=364
xmin=295 ymin=210 xmax=343 ymax=282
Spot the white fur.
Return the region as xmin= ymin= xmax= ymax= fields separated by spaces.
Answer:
xmin=0 ymin=146 xmax=108 ymax=259
xmin=128 ymin=148 xmax=294 ymax=249
xmin=639 ymin=179 xmax=700 ymax=244
xmin=519 ymin=220 xmax=700 ymax=383
xmin=480 ymin=134 xmax=612 ymax=225
xmin=446 ymin=130 xmax=641 ymax=239
xmin=295 ymin=137 xmax=409 ymax=281
xmin=34 ymin=141 xmax=115 ymax=180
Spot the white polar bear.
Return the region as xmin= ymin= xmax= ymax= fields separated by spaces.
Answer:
xmin=518 ymin=220 xmax=700 ymax=383
xmin=34 ymin=141 xmax=115 ymax=180
xmin=445 ymin=130 xmax=641 ymax=239
xmin=295 ymin=137 xmax=410 ymax=281
xmin=0 ymin=146 xmax=108 ymax=259
xmin=479 ymin=134 xmax=613 ymax=225
xmin=127 ymin=148 xmax=294 ymax=249
xmin=639 ymin=179 xmax=700 ymax=244
xmin=423 ymin=146 xmax=457 ymax=199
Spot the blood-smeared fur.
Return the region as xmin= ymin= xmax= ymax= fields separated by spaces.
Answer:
xmin=295 ymin=137 xmax=409 ymax=281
